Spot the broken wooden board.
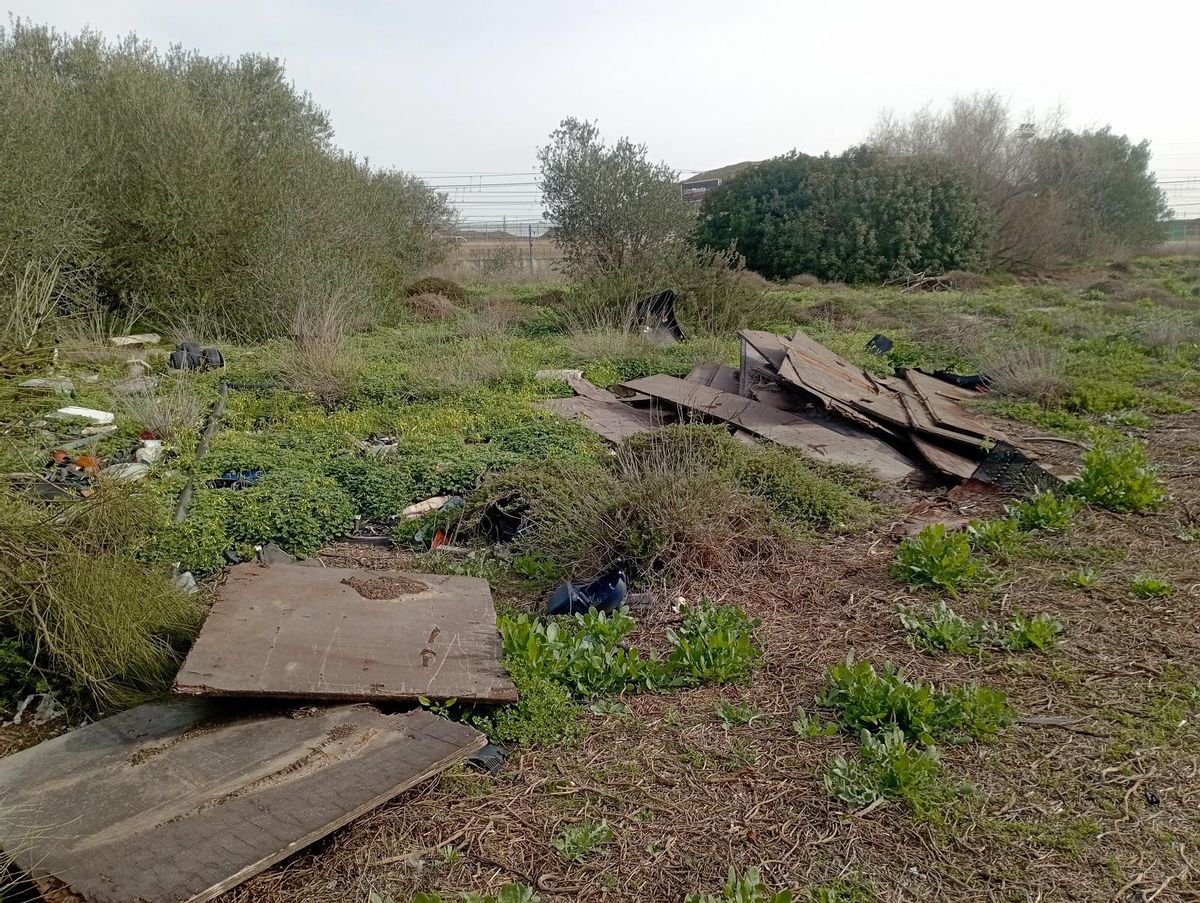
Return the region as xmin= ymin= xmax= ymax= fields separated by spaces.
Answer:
xmin=566 ymin=375 xmax=620 ymax=403
xmin=174 ymin=564 xmax=517 ymax=703
xmin=894 ymin=386 xmax=988 ymax=449
xmin=538 ymin=395 xmax=658 ymax=444
xmin=685 ymin=362 xmax=741 ymax=395
xmin=620 ymin=375 xmax=917 ymax=482
xmin=911 ymin=434 xmax=981 ymax=480
xmin=0 ymin=702 xmax=484 ymax=903
xmin=903 ymin=368 xmax=1006 ymax=441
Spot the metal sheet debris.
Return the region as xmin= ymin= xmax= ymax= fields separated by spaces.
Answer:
xmin=0 ymin=701 xmax=484 ymax=903
xmin=174 ymin=564 xmax=517 ymax=703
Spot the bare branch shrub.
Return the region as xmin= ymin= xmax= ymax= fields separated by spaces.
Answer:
xmin=405 ymin=293 xmax=459 ymax=320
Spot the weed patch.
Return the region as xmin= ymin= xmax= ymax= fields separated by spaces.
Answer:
xmin=551 ymin=819 xmax=613 ymax=862
xmin=1130 ymin=575 xmax=1173 ymax=599
xmin=898 ymin=602 xmax=1063 ymax=654
xmin=823 ymin=726 xmax=944 ymax=815
xmin=1070 ymin=439 xmax=1166 ymax=512
xmin=1006 ymin=491 xmax=1081 ymax=532
xmin=686 ymin=867 xmax=870 ymax=903
xmin=893 ymin=525 xmax=979 ymax=596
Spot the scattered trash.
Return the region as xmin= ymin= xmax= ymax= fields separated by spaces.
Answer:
xmin=102 ymin=462 xmax=151 ymax=482
xmin=18 ymin=376 xmax=73 ymax=396
xmin=636 ymin=289 xmax=687 ymax=343
xmin=168 ymin=342 xmax=225 ymax=371
xmin=469 ymin=743 xmax=509 ymax=775
xmin=930 ymin=370 xmax=990 ymax=391
xmin=211 ymin=469 xmax=262 ymax=489
xmin=174 ymin=564 xmax=517 ymax=704
xmin=1145 ymin=789 xmax=1160 ymax=806
xmin=172 ymin=570 xmax=199 ymax=594
xmin=547 ymin=562 xmax=628 ymax=615
xmin=51 ymin=406 xmax=115 ymax=425
xmin=110 ymin=332 xmax=161 ymax=347
xmin=0 ymin=700 xmax=484 ymax=903
xmin=4 ymin=692 xmax=65 ymax=726
xmin=135 ymin=439 xmax=164 ymax=463
xmin=535 ymin=368 xmax=584 ymax=381
xmin=866 ymin=334 xmax=894 ymax=355
xmin=402 ymin=494 xmax=458 ymax=520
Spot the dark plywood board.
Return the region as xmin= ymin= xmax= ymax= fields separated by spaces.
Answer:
xmin=685 ymin=362 xmax=741 ymax=395
xmin=0 ymin=702 xmax=485 ymax=903
xmin=174 ymin=565 xmax=517 ymax=703
xmin=566 ymin=376 xmax=620 ymax=403
xmin=904 ymin=368 xmax=1006 ymax=441
xmin=911 ymin=434 xmax=981 ymax=480
xmin=894 ymin=384 xmax=988 ymax=449
xmin=538 ymin=395 xmax=658 ymax=444
xmin=620 ymin=375 xmax=916 ymax=482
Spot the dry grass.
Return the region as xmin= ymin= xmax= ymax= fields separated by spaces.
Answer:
xmin=405 ymin=292 xmax=459 ymax=320
xmin=787 ymin=273 xmax=821 ymax=288
xmin=118 ymin=375 xmax=203 ymax=446
xmin=458 ymin=298 xmax=537 ymax=336
xmin=565 ymin=328 xmax=657 ymax=362
xmin=983 ymin=343 xmax=1069 ymax=404
xmin=281 ymin=290 xmax=365 ymax=408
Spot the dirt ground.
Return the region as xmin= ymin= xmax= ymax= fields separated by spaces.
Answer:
xmin=221 ymin=413 xmax=1200 ymax=903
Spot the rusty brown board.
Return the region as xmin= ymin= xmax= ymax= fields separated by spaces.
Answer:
xmin=174 ymin=564 xmax=517 ymax=703
xmin=0 ymin=701 xmax=485 ymax=903
xmin=684 ymin=362 xmax=742 ymax=395
xmin=911 ymin=434 xmax=981 ymax=480
xmin=903 ymin=368 xmax=1007 ymax=441
xmin=566 ymin=375 xmax=620 ymax=403
xmin=538 ymin=395 xmax=659 ymax=444
xmin=620 ymin=374 xmax=917 ymax=482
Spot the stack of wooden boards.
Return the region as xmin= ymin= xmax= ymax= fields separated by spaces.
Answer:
xmin=540 ymin=327 xmax=1058 ymax=488
xmin=0 ymin=564 xmax=516 ymax=903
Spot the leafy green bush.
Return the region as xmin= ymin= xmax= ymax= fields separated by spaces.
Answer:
xmin=325 ymin=456 xmax=416 ymax=522
xmin=0 ymin=22 xmax=453 ymax=338
xmin=714 ymin=700 xmax=764 ymax=728
xmin=696 ymin=148 xmax=992 ymax=282
xmin=1070 ymin=439 xmax=1166 ymax=513
xmin=966 ymin=517 xmax=1020 ymax=553
xmin=1130 ymin=575 xmax=1173 ymax=599
xmin=1006 ymin=491 xmax=1082 ymax=532
xmin=550 ymin=820 xmax=613 ymax=862
xmin=475 ymin=660 xmax=582 ymax=747
xmin=899 ymin=602 xmax=1063 ymax=654
xmin=893 ymin=525 xmax=979 ymax=595
xmin=226 ymin=470 xmax=355 ymax=556
xmin=792 ymin=708 xmax=839 ymax=738
xmin=823 ymin=727 xmax=943 ymax=814
xmin=686 ymin=866 xmax=869 ymax=903
xmin=818 ymin=656 xmax=1013 ymax=744
xmin=497 ymin=601 xmax=760 ymax=701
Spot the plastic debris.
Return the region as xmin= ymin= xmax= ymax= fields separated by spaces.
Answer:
xmin=535 ymin=368 xmax=585 ymax=381
xmin=547 ymin=562 xmax=628 ymax=615
xmin=18 ymin=377 xmax=74 ymax=396
xmin=51 ymin=406 xmax=115 ymax=425
xmin=103 ymin=462 xmax=151 ymax=482
xmin=110 ymin=333 xmax=161 ymax=347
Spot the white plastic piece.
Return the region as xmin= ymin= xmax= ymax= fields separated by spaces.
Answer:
xmin=53 ymin=406 xmax=115 ymax=425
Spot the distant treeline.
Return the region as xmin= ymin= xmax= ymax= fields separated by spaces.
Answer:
xmin=0 ymin=21 xmax=454 ymax=339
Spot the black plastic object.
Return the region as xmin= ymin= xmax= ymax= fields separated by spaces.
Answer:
xmin=931 ymin=370 xmax=991 ymax=391
xmin=636 ymin=290 xmax=686 ymax=343
xmin=469 ymin=744 xmax=509 ymax=775
xmin=547 ymin=563 xmax=628 ymax=615
xmin=201 ymin=347 xmax=225 ymax=369
xmin=168 ymin=348 xmax=201 ymax=370
xmin=866 ymin=334 xmax=894 ymax=355
xmin=972 ymin=442 xmax=1061 ymax=493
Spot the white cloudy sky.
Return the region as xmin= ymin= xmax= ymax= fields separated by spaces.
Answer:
xmin=11 ymin=0 xmax=1200 ymax=222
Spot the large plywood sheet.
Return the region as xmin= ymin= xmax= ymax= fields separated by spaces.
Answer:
xmin=685 ymin=362 xmax=741 ymax=395
xmin=620 ymin=375 xmax=916 ymax=482
xmin=0 ymin=702 xmax=485 ymax=903
xmin=174 ymin=565 xmax=517 ymax=703
xmin=904 ymin=368 xmax=1006 ymax=441
xmin=538 ymin=395 xmax=658 ymax=444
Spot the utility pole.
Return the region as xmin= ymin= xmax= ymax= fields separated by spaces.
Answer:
xmin=528 ymin=224 xmax=534 ymax=272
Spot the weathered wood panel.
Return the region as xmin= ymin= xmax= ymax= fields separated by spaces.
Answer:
xmin=620 ymin=375 xmax=916 ymax=482
xmin=538 ymin=395 xmax=658 ymax=444
xmin=904 ymin=368 xmax=1006 ymax=440
xmin=566 ymin=376 xmax=620 ymax=403
xmin=0 ymin=702 xmax=485 ymax=903
xmin=685 ymin=362 xmax=741 ymax=395
xmin=174 ymin=565 xmax=516 ymax=703
xmin=911 ymin=434 xmax=981 ymax=480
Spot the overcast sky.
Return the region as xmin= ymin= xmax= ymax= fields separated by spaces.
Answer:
xmin=11 ymin=0 xmax=1200 ymax=222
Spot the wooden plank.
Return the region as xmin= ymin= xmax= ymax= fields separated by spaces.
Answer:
xmin=895 ymin=387 xmax=988 ymax=449
xmin=620 ymin=375 xmax=917 ymax=482
xmin=911 ymin=434 xmax=981 ymax=480
xmin=174 ymin=564 xmax=517 ymax=704
xmin=739 ymin=330 xmax=789 ymax=372
xmin=685 ymin=362 xmax=740 ymax=395
xmin=904 ymin=368 xmax=1007 ymax=441
xmin=0 ymin=702 xmax=485 ymax=903
xmin=538 ymin=395 xmax=658 ymax=444
xmin=566 ymin=376 xmax=619 ymax=403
